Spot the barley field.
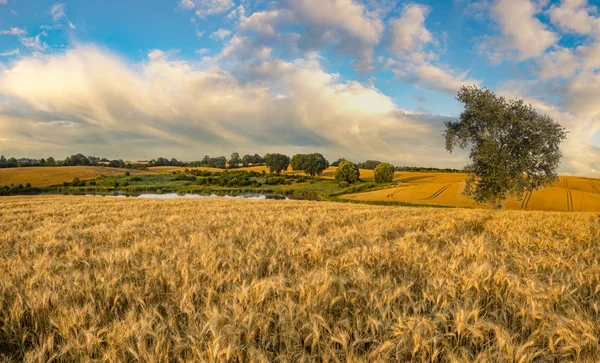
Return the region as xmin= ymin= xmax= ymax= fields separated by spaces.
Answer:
xmin=344 ymin=174 xmax=600 ymax=212
xmin=1 ymin=196 xmax=599 ymax=361
xmin=0 ymin=167 xmax=149 ymax=187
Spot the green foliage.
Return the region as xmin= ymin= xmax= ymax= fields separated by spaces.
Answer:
xmin=64 ymin=177 xmax=86 ymax=187
xmin=358 ymin=160 xmax=381 ymax=170
xmin=335 ymin=161 xmax=360 ymax=184
xmin=229 ymin=152 xmax=240 ymax=168
xmin=445 ymin=86 xmax=567 ymax=207
xmin=172 ymin=174 xmax=197 ymax=182
xmin=265 ymin=153 xmax=290 ymax=174
xmin=290 ymin=153 xmax=329 ymax=176
xmin=242 ymin=154 xmax=251 ymax=167
xmin=338 ymin=181 xmax=350 ymax=188
xmin=63 ymin=154 xmax=90 ymax=166
xmin=374 ymin=162 xmax=395 ymax=183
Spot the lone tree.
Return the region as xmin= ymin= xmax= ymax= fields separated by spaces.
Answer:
xmin=335 ymin=161 xmax=360 ymax=184
xmin=445 ymin=86 xmax=567 ymax=208
xmin=265 ymin=153 xmax=290 ymax=174
xmin=374 ymin=162 xmax=394 ymax=183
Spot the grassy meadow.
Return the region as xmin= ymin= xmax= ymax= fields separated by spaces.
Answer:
xmin=1 ymin=196 xmax=599 ymax=361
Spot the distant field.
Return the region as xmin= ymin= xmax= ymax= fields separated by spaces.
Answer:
xmin=343 ymin=173 xmax=600 ymax=212
xmin=0 ymin=166 xmax=149 ymax=187
xmin=148 ymin=165 xmax=270 ymax=173
xmin=0 ymin=196 xmax=598 ymax=361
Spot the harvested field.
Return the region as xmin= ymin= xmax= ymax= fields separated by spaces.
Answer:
xmin=0 ymin=167 xmax=149 ymax=187
xmin=344 ymin=174 xmax=600 ymax=212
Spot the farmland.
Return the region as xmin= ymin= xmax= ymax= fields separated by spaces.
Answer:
xmin=342 ymin=173 xmax=600 ymax=212
xmin=0 ymin=166 xmax=599 ymax=211
xmin=0 ymin=196 xmax=599 ymax=361
xmin=0 ymin=166 xmax=148 ymax=187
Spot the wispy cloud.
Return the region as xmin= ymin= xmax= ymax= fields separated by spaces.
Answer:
xmin=50 ymin=3 xmax=66 ymax=21
xmin=0 ymin=49 xmax=20 ymax=57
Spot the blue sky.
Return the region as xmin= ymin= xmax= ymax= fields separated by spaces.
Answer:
xmin=0 ymin=0 xmax=599 ymax=175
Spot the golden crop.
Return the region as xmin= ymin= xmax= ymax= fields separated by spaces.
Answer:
xmin=345 ymin=174 xmax=600 ymax=212
xmin=0 ymin=166 xmax=148 ymax=187
xmin=1 ymin=196 xmax=599 ymax=361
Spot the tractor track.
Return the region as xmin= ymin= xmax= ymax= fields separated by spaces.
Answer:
xmin=520 ymin=191 xmax=533 ymax=210
xmin=590 ymin=180 xmax=600 ymax=195
xmin=564 ymin=179 xmax=574 ymax=212
xmin=425 ymin=184 xmax=452 ymax=200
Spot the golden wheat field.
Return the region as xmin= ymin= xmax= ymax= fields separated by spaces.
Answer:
xmin=344 ymin=173 xmax=600 ymax=212
xmin=1 ymin=196 xmax=599 ymax=361
xmin=0 ymin=167 xmax=149 ymax=187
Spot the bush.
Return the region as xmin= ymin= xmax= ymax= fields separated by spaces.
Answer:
xmin=374 ymin=162 xmax=395 ymax=183
xmin=334 ymin=161 xmax=360 ymax=184
xmin=338 ymin=181 xmax=350 ymax=188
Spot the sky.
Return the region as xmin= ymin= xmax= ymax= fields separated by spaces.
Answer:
xmin=0 ymin=0 xmax=599 ymax=176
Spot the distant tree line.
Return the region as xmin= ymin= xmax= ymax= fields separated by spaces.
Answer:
xmin=1 ymin=151 xmax=457 ymax=184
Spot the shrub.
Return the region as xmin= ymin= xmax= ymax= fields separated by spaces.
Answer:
xmin=338 ymin=181 xmax=350 ymax=188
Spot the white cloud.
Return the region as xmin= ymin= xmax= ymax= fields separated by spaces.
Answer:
xmin=230 ymin=0 xmax=384 ymax=71
xmin=536 ymin=48 xmax=581 ymax=79
xmin=384 ymin=3 xmax=479 ymax=94
xmin=210 ymin=28 xmax=232 ymax=41
xmin=178 ymin=0 xmax=195 ymax=10
xmin=1 ymin=28 xmax=48 ymax=52
xmin=289 ymin=0 xmax=384 ymax=70
xmin=50 ymin=3 xmax=66 ymax=21
xmin=548 ymin=0 xmax=600 ymax=38
xmin=185 ymin=0 xmax=235 ymax=18
xmin=0 ymin=27 xmax=26 ymax=36
xmin=408 ymin=63 xmax=480 ymax=93
xmin=0 ymin=45 xmax=454 ymax=167
xmin=0 ymin=49 xmax=19 ymax=57
xmin=389 ymin=3 xmax=432 ymax=60
xmin=19 ymin=32 xmax=48 ymax=52
xmin=484 ymin=0 xmax=558 ymax=61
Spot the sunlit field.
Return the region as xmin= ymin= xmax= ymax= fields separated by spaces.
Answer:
xmin=147 ymin=165 xmax=271 ymax=173
xmin=0 ymin=166 xmax=149 ymax=187
xmin=343 ymin=174 xmax=600 ymax=212
xmin=1 ymin=196 xmax=599 ymax=361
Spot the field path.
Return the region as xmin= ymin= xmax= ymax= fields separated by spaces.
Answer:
xmin=564 ymin=179 xmax=574 ymax=212
xmin=520 ymin=191 xmax=532 ymax=210
xmin=425 ymin=184 xmax=452 ymax=200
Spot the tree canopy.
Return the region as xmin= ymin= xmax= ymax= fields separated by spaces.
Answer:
xmin=445 ymin=86 xmax=567 ymax=207
xmin=290 ymin=153 xmax=329 ymax=176
xmin=265 ymin=153 xmax=290 ymax=174
xmin=335 ymin=161 xmax=360 ymax=184
xmin=374 ymin=162 xmax=394 ymax=183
